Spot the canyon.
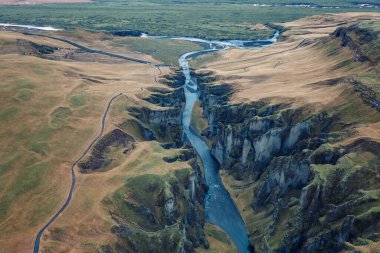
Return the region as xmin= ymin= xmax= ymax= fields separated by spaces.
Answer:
xmin=191 ymin=12 xmax=380 ymax=253
xmin=0 ymin=11 xmax=379 ymax=253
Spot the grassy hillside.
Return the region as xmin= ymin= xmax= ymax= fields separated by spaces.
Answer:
xmin=0 ymin=30 xmax=167 ymax=252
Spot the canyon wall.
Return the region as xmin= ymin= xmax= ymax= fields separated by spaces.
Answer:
xmin=194 ymin=21 xmax=380 ymax=251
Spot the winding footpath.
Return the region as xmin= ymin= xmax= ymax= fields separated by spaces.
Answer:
xmin=33 ymin=93 xmax=129 ymax=253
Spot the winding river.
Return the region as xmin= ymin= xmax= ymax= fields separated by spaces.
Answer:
xmin=176 ymin=33 xmax=279 ymax=253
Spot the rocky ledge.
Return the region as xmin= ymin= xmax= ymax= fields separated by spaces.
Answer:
xmin=195 ymin=69 xmax=380 ymax=253
xmin=96 ymin=70 xmax=208 ymax=253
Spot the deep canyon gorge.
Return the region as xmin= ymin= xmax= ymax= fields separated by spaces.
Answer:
xmin=0 ymin=11 xmax=380 ymax=253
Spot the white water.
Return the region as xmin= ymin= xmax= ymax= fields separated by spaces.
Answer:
xmin=142 ymin=31 xmax=280 ymax=50
xmin=0 ymin=23 xmax=62 ymax=31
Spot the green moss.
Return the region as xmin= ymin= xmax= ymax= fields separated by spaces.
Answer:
xmin=106 ymin=174 xmax=167 ymax=230
xmin=125 ymin=174 xmax=165 ymax=205
xmin=359 ymin=189 xmax=380 ymax=201
xmin=357 ymin=206 xmax=380 ymax=220
xmin=119 ymin=224 xmax=183 ymax=253
xmin=312 ymin=152 xmax=368 ymax=184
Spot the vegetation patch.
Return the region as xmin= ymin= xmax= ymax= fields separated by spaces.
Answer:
xmin=0 ymin=1 xmax=375 ymax=40
xmin=79 ymin=129 xmax=135 ymax=172
xmin=13 ymin=89 xmax=34 ymax=102
xmin=12 ymin=78 xmax=35 ymax=89
xmin=189 ymin=52 xmax=220 ymax=68
xmin=0 ymin=106 xmax=19 ymax=122
xmin=49 ymin=107 xmax=72 ymax=128
xmin=190 ymin=100 xmax=208 ymax=137
xmin=27 ymin=142 xmax=50 ymax=156
xmin=114 ymin=37 xmax=203 ymax=65
xmin=0 ymin=162 xmax=48 ymax=219
xmin=69 ymin=94 xmax=86 ymax=108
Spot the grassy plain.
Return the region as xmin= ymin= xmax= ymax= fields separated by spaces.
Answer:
xmin=0 ymin=0 xmax=378 ymax=40
xmin=112 ymin=37 xmax=203 ymax=65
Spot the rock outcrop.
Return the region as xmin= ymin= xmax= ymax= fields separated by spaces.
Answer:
xmin=100 ymin=72 xmax=208 ymax=253
xmin=333 ymin=24 xmax=379 ymax=64
xmin=79 ymin=129 xmax=135 ymax=172
xmin=109 ymin=156 xmax=207 ymax=253
xmin=195 ymin=70 xmax=380 ymax=253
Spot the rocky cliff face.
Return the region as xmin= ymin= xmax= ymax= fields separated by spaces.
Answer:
xmin=196 ymin=71 xmax=380 ymax=253
xmin=333 ymin=24 xmax=379 ymax=64
xmin=109 ymin=157 xmax=208 ymax=253
xmin=100 ymin=71 xmax=208 ymax=253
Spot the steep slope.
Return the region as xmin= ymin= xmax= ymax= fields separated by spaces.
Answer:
xmin=0 ymin=30 xmax=213 ymax=253
xmin=0 ymin=30 xmax=164 ymax=252
xmin=192 ymin=13 xmax=380 ymax=253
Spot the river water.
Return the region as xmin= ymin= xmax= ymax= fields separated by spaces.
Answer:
xmin=178 ymin=33 xmax=278 ymax=253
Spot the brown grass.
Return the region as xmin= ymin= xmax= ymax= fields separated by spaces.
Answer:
xmin=0 ymin=30 xmax=172 ymax=253
xmin=202 ymin=17 xmax=377 ymax=109
xmin=197 ymin=224 xmax=237 ymax=253
xmin=199 ymin=12 xmax=380 ymax=145
xmin=196 ymin=12 xmax=380 ymax=248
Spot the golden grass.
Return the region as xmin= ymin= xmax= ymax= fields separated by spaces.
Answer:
xmin=190 ymin=100 xmax=208 ymax=136
xmin=40 ymin=141 xmax=192 ymax=252
xmin=202 ymin=37 xmax=366 ymax=110
xmin=196 ymin=224 xmax=237 ymax=253
xmin=352 ymin=241 xmax=380 ymax=253
xmin=220 ymin=171 xmax=256 ymax=225
xmin=199 ymin=12 xmax=380 ymax=144
xmin=0 ymin=30 xmax=173 ymax=252
xmin=196 ymin=12 xmax=380 ymax=250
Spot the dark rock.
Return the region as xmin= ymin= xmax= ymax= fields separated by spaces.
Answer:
xmin=79 ymin=129 xmax=135 ymax=172
xmin=111 ymin=30 xmax=143 ymax=37
xmin=339 ymin=215 xmax=355 ymax=243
